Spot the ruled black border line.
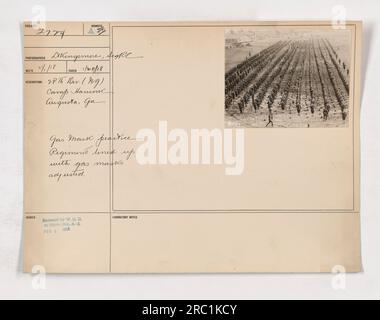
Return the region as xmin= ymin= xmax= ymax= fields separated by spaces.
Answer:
xmin=25 ymin=35 xmax=109 ymax=37
xmin=24 ymin=47 xmax=110 ymax=49
xmin=24 ymin=60 xmax=110 ymax=62
xmin=24 ymin=72 xmax=110 ymax=75
xmin=108 ymin=23 xmax=113 ymax=273
xmin=25 ymin=209 xmax=359 ymax=214
xmin=109 ymin=23 xmax=358 ymax=214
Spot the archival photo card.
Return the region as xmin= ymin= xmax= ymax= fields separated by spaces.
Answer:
xmin=23 ymin=22 xmax=362 ymax=273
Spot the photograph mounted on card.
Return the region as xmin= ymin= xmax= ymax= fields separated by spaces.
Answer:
xmin=23 ymin=21 xmax=362 ymax=273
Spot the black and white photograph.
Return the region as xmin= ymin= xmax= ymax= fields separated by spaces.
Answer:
xmin=225 ymin=27 xmax=352 ymax=128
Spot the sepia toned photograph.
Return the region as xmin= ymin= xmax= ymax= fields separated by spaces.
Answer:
xmin=225 ymin=27 xmax=352 ymax=128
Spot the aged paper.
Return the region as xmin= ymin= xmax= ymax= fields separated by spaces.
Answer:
xmin=23 ymin=21 xmax=362 ymax=273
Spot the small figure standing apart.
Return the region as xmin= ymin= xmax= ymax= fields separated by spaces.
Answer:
xmin=266 ymin=108 xmax=274 ymax=127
